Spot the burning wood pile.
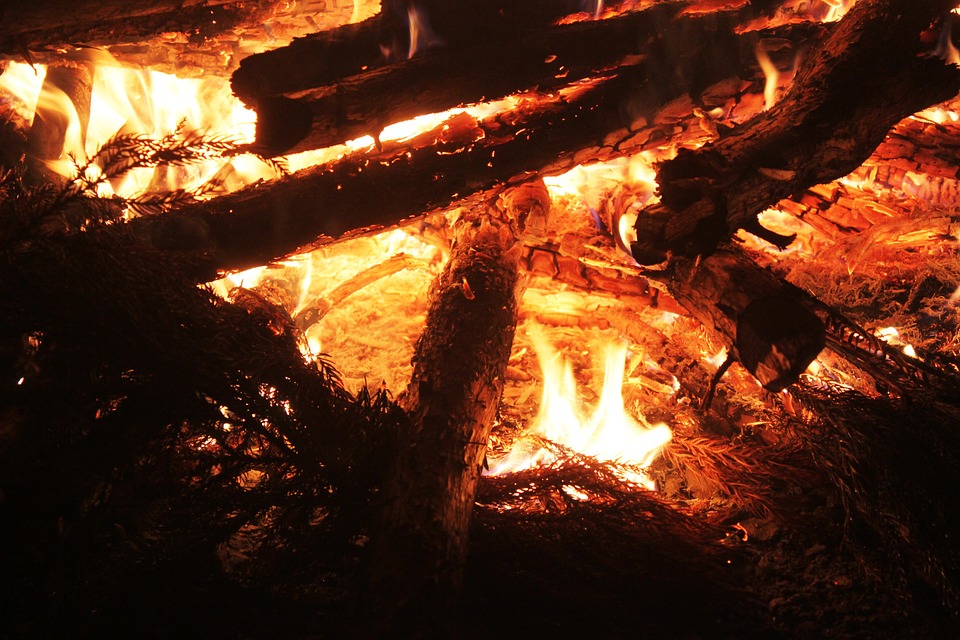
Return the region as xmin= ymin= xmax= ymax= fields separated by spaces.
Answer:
xmin=3 ymin=0 xmax=960 ymax=637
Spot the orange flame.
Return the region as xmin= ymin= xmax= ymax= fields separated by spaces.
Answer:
xmin=755 ymin=43 xmax=779 ymax=111
xmin=490 ymin=328 xmax=672 ymax=489
xmin=0 ymin=58 xmax=273 ymax=199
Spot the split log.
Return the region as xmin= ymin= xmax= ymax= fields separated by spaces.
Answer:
xmin=0 ymin=0 xmax=284 ymax=57
xmin=133 ymin=22 xmax=823 ymax=280
xmin=248 ymin=4 xmax=782 ymax=155
xmin=26 ymin=62 xmax=93 ymax=185
xmin=232 ymin=0 xmax=594 ymax=103
xmin=660 ymin=245 xmax=825 ymax=391
xmin=362 ymin=200 xmax=520 ymax=637
xmin=631 ymin=0 xmax=960 ymax=265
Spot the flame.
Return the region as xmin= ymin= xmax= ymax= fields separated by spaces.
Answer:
xmin=755 ymin=44 xmax=779 ymax=111
xmin=407 ymin=6 xmax=444 ymax=59
xmin=490 ymin=328 xmax=672 ymax=489
xmin=705 ymin=347 xmax=729 ymax=370
xmin=543 ymin=152 xmax=661 ymax=256
xmin=876 ymin=326 xmax=919 ymax=359
xmin=0 ymin=62 xmax=45 ymax=124
xmin=821 ymin=0 xmax=853 ymax=22
xmin=935 ymin=18 xmax=960 ymax=67
xmin=917 ymin=107 xmax=960 ymax=124
xmin=1 ymin=58 xmax=274 ymax=199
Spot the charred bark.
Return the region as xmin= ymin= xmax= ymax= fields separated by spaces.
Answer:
xmin=631 ymin=0 xmax=960 ymax=265
xmin=247 ymin=4 xmax=782 ymax=155
xmin=0 ymin=0 xmax=281 ymax=56
xmin=232 ymin=0 xmax=590 ymax=103
xmin=362 ymin=201 xmax=520 ymax=638
xmin=660 ymin=246 xmax=825 ymax=391
xmin=133 ymin=22 xmax=822 ymax=280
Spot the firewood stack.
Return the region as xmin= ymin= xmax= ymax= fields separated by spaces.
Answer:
xmin=4 ymin=0 xmax=960 ymax=638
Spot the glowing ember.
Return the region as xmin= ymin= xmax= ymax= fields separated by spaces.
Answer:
xmin=489 ymin=327 xmax=672 ymax=489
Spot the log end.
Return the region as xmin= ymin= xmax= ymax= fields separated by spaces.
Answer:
xmin=250 ymin=96 xmax=314 ymax=157
xmin=736 ymin=294 xmax=825 ymax=392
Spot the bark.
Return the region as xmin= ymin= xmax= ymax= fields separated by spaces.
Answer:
xmin=231 ymin=0 xmax=590 ymax=103
xmin=362 ymin=200 xmax=520 ymax=638
xmin=660 ymin=246 xmax=825 ymax=391
xmin=132 ymin=22 xmax=822 ymax=281
xmin=247 ymin=4 xmax=774 ymax=155
xmin=26 ymin=62 xmax=93 ymax=185
xmin=0 ymin=0 xmax=281 ymax=56
xmin=631 ymin=0 xmax=960 ymax=264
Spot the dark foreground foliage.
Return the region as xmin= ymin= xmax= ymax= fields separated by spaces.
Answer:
xmin=1 ymin=130 xmax=960 ymax=639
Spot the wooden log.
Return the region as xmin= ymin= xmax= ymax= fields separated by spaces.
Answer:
xmin=0 ymin=0 xmax=282 ymax=57
xmin=362 ymin=199 xmax=520 ymax=637
xmin=26 ymin=62 xmax=93 ymax=185
xmin=247 ymin=3 xmax=776 ymax=155
xmin=631 ymin=0 xmax=960 ymax=265
xmin=132 ymin=23 xmax=823 ymax=281
xmin=130 ymin=75 xmax=638 ymax=280
xmin=661 ymin=245 xmax=825 ymax=391
xmin=231 ymin=0 xmax=591 ymax=103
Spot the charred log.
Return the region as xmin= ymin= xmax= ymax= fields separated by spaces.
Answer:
xmin=0 ymin=0 xmax=283 ymax=57
xmin=362 ymin=200 xmax=520 ymax=637
xmin=659 ymin=245 xmax=825 ymax=391
xmin=631 ymin=0 xmax=960 ymax=265
xmin=246 ymin=4 xmax=804 ymax=155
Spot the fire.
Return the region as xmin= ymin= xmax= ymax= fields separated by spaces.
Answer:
xmin=489 ymin=327 xmax=672 ymax=490
xmin=755 ymin=43 xmax=780 ymax=111
xmin=0 ymin=58 xmax=275 ymax=199
xmin=876 ymin=326 xmax=919 ymax=359
xmin=0 ymin=0 xmax=880 ymax=496
xmin=406 ymin=6 xmax=444 ymax=59
xmin=821 ymin=0 xmax=854 ymax=22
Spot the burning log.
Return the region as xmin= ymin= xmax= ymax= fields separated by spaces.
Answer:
xmin=231 ymin=0 xmax=599 ymax=102
xmin=132 ymin=76 xmax=634 ymax=280
xmin=25 ymin=62 xmax=93 ymax=185
xmin=631 ymin=0 xmax=960 ymax=264
xmin=363 ymin=199 xmax=521 ymax=637
xmin=245 ymin=4 xmax=800 ymax=155
xmin=134 ymin=21 xmax=821 ymax=280
xmin=0 ymin=0 xmax=283 ymax=57
xmin=659 ymin=245 xmax=825 ymax=392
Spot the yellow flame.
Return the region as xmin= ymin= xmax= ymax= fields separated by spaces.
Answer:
xmin=0 ymin=62 xmax=45 ymax=124
xmin=821 ymin=0 xmax=853 ymax=22
xmin=88 ymin=63 xmax=267 ymax=197
xmin=490 ymin=328 xmax=672 ymax=489
xmin=1 ymin=57 xmax=274 ymax=198
xmin=407 ymin=6 xmax=444 ymax=59
xmin=935 ymin=18 xmax=960 ymax=66
xmin=755 ymin=44 xmax=779 ymax=111
xmin=351 ymin=0 xmax=379 ymax=23
xmin=705 ymin=347 xmax=728 ymax=369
